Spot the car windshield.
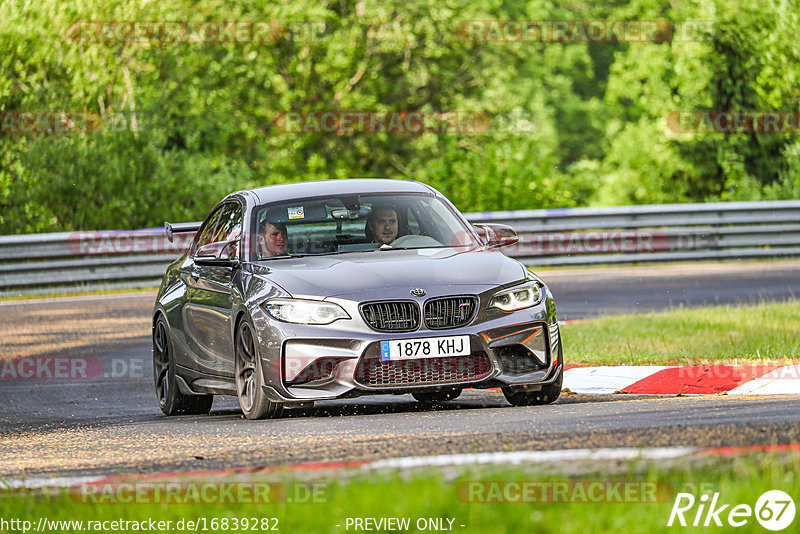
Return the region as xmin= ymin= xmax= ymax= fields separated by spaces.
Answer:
xmin=251 ymin=193 xmax=480 ymax=260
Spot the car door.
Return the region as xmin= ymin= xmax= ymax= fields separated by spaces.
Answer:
xmin=181 ymin=201 xmax=243 ymax=376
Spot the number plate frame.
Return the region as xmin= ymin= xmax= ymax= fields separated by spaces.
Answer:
xmin=380 ymin=335 xmax=471 ymax=361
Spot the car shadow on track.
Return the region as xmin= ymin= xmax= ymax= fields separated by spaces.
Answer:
xmin=206 ymin=391 xmax=648 ymax=420
xmin=207 ymin=394 xmax=501 ymax=420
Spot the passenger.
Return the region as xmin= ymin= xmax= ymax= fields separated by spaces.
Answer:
xmin=258 ymin=221 xmax=288 ymax=257
xmin=366 ymin=207 xmax=399 ymax=247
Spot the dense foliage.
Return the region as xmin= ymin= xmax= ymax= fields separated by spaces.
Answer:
xmin=1 ymin=0 xmax=798 ymax=233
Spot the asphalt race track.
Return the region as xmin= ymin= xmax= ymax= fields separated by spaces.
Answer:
xmin=1 ymin=261 xmax=799 ymax=481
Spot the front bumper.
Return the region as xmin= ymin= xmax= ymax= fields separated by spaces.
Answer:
xmin=251 ymin=294 xmax=562 ymax=402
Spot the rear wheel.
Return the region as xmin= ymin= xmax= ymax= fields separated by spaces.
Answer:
xmin=501 ymin=340 xmax=563 ymax=406
xmin=412 ymin=387 xmax=462 ymax=403
xmin=235 ymin=320 xmax=283 ymax=420
xmin=152 ymin=315 xmax=213 ymax=415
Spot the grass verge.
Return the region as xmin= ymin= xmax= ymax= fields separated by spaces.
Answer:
xmin=561 ymin=300 xmax=800 ymax=366
xmin=0 ymin=286 xmax=157 ymax=302
xmin=1 ymin=452 xmax=797 ymax=533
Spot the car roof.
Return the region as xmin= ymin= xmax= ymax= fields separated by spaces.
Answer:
xmin=244 ymin=179 xmax=436 ymax=205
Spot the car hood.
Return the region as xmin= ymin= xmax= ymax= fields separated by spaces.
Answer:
xmin=250 ymin=247 xmax=527 ymax=299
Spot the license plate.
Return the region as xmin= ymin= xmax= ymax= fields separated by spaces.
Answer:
xmin=380 ymin=335 xmax=470 ymax=361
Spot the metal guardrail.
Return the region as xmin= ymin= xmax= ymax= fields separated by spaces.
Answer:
xmin=1 ymin=200 xmax=799 ymax=296
xmin=467 ymin=200 xmax=800 ymax=266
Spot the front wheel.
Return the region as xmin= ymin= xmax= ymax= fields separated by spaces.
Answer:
xmin=235 ymin=319 xmax=283 ymax=420
xmin=501 ymin=340 xmax=563 ymax=406
xmin=152 ymin=315 xmax=213 ymax=415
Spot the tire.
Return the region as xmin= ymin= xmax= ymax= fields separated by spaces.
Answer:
xmin=235 ymin=319 xmax=283 ymax=420
xmin=501 ymin=339 xmax=563 ymax=407
xmin=412 ymin=387 xmax=462 ymax=403
xmin=152 ymin=315 xmax=213 ymax=415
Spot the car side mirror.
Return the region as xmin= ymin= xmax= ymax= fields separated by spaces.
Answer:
xmin=473 ymin=223 xmax=519 ymax=248
xmin=195 ymin=240 xmax=239 ymax=265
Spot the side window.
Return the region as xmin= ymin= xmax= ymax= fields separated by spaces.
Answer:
xmin=191 ymin=202 xmax=243 ymax=255
xmin=192 ymin=207 xmax=224 ymax=254
xmin=212 ymin=203 xmax=243 ymax=243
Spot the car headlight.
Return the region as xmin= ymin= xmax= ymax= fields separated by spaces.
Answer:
xmin=489 ymin=282 xmax=543 ymax=311
xmin=264 ymin=299 xmax=350 ymax=325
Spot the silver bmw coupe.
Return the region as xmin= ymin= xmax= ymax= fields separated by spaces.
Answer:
xmin=153 ymin=179 xmax=563 ymax=419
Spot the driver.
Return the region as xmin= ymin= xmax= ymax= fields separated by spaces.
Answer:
xmin=367 ymin=207 xmax=399 ymax=247
xmin=258 ymin=221 xmax=288 ymax=257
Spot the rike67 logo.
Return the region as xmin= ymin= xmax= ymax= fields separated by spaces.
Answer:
xmin=668 ymin=490 xmax=795 ymax=530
